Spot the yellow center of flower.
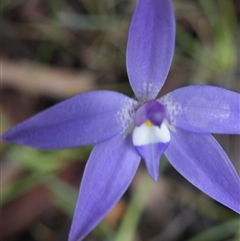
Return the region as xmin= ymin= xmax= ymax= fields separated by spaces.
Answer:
xmin=145 ymin=120 xmax=153 ymax=127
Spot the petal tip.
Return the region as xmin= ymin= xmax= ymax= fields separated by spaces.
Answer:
xmin=150 ymin=172 xmax=160 ymax=182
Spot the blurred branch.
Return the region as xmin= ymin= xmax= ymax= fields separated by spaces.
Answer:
xmin=1 ymin=58 xmax=133 ymax=98
xmin=1 ymin=58 xmax=96 ymax=98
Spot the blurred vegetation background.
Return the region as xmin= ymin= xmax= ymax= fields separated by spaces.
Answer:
xmin=1 ymin=0 xmax=240 ymax=241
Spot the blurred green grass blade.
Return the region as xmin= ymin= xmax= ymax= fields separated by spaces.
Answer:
xmin=187 ymin=218 xmax=240 ymax=241
xmin=7 ymin=146 xmax=91 ymax=173
xmin=2 ymin=145 xmax=90 ymax=205
xmin=48 ymin=177 xmax=78 ymax=216
xmin=235 ymin=227 xmax=240 ymax=241
xmin=2 ymin=172 xmax=52 ymax=205
xmin=2 ymin=171 xmax=78 ymax=217
xmin=198 ymin=0 xmax=237 ymax=71
xmin=114 ymin=172 xmax=155 ymax=241
xmin=176 ymin=26 xmax=202 ymax=60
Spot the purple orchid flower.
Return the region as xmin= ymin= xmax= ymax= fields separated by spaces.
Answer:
xmin=1 ymin=0 xmax=240 ymax=240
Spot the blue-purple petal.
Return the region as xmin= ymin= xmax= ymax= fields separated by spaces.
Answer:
xmin=165 ymin=128 xmax=240 ymax=213
xmin=159 ymin=85 xmax=240 ymax=134
xmin=135 ymin=143 xmax=169 ymax=182
xmin=126 ymin=0 xmax=175 ymax=101
xmin=1 ymin=91 xmax=137 ymax=149
xmin=69 ymin=134 xmax=141 ymax=241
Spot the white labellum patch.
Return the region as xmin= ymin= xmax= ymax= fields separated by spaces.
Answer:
xmin=132 ymin=121 xmax=170 ymax=146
